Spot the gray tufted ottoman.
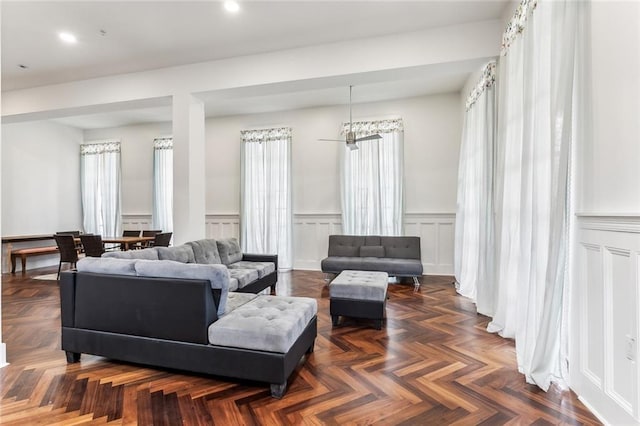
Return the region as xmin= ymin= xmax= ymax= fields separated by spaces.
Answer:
xmin=329 ymin=270 xmax=388 ymax=330
xmin=208 ymin=295 xmax=317 ymax=397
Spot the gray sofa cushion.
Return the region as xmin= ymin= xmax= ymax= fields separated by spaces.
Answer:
xmin=359 ymin=245 xmax=385 ymax=258
xmin=380 ymin=236 xmax=421 ymax=260
xmin=102 ymin=248 xmax=159 ymax=260
xmin=77 ymin=257 xmax=137 ymax=275
xmin=221 ymin=292 xmax=258 ymax=317
xmin=155 ymin=245 xmax=196 ymax=263
xmin=330 ymin=271 xmax=388 ymax=301
xmin=321 ymin=256 xmax=364 ymax=272
xmin=360 ymin=257 xmax=423 ymax=276
xmin=228 ymin=261 xmax=276 ymax=278
xmin=187 ymin=239 xmax=222 ymax=264
xmin=228 ymin=277 xmax=239 ymax=292
xmin=208 ymin=295 xmax=317 ymax=353
xmin=327 ymin=235 xmax=365 ymax=257
xmin=364 ymin=236 xmax=382 ymax=246
xmin=134 ymin=259 xmax=230 ymax=315
xmin=216 ymin=238 xmax=243 ymax=265
xmin=228 ymin=268 xmax=259 ymax=289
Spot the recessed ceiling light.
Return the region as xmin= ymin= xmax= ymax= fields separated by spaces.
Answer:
xmin=58 ymin=32 xmax=77 ymax=44
xmin=224 ymin=1 xmax=240 ymax=13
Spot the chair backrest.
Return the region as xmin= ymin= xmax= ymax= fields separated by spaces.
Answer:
xmin=54 ymin=234 xmax=79 ymax=263
xmin=153 ymin=232 xmax=172 ymax=247
xmin=142 ymin=230 xmax=162 ymax=237
xmin=56 ymin=230 xmax=80 ymax=237
xmin=80 ymin=234 xmax=105 ymax=257
xmin=123 ymin=230 xmax=141 ymax=237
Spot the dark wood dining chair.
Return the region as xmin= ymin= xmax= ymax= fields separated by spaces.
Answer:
xmin=54 ymin=234 xmax=79 ymax=280
xmin=56 ymin=230 xmax=83 ymax=252
xmin=122 ymin=230 xmax=141 ymax=250
xmin=80 ymin=234 xmax=105 ymax=257
xmin=141 ymin=230 xmax=162 ymax=248
xmin=153 ymin=232 xmax=172 ymax=247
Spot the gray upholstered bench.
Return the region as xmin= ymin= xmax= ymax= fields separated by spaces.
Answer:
xmin=329 ymin=270 xmax=389 ymax=330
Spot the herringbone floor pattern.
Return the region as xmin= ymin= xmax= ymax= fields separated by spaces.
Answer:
xmin=1 ymin=268 xmax=600 ymax=425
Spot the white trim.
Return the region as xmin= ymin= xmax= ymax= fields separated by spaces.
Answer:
xmin=0 ymin=343 xmax=7 ymax=369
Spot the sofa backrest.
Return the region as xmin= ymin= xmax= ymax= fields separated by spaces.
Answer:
xmin=327 ymin=235 xmax=365 ymax=257
xmin=216 ymin=238 xmax=243 ymax=265
xmin=327 ymin=235 xmax=421 ymax=260
xmin=66 ymin=271 xmax=217 ymax=345
xmin=102 ymin=247 xmax=159 ymax=260
xmin=187 ymin=239 xmax=222 ymax=264
xmin=380 ymin=236 xmax=421 ymax=260
xmin=155 ymin=244 xmax=195 ymax=263
xmin=76 ymin=257 xmax=230 ymax=315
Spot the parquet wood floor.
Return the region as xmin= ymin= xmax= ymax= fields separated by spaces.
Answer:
xmin=1 ymin=268 xmax=600 ymax=425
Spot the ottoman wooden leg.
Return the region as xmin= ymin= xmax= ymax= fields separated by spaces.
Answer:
xmin=331 ymin=315 xmax=340 ymax=326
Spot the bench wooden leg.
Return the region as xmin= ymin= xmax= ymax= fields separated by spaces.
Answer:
xmin=11 ymin=255 xmax=16 ymax=274
xmin=20 ymin=255 xmax=27 ymax=274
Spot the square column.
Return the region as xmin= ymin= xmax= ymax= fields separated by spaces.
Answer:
xmin=172 ymin=93 xmax=206 ymax=244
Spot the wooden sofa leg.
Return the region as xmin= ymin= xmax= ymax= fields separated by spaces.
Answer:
xmin=270 ymin=381 xmax=287 ymax=399
xmin=66 ymin=351 xmax=81 ymax=363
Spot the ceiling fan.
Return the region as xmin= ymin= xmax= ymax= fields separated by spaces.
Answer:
xmin=318 ymin=85 xmax=381 ymax=151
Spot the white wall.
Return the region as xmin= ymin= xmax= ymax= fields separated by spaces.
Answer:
xmin=1 ymin=120 xmax=83 ymax=270
xmin=578 ymin=1 xmax=640 ymax=214
xmin=84 ymin=122 xmax=172 ymax=216
xmin=571 ymin=2 xmax=640 ymax=425
xmin=206 ymin=93 xmax=462 ymax=215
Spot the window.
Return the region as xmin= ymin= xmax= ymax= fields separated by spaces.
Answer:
xmin=80 ymin=141 xmax=121 ymax=236
xmin=153 ymin=137 xmax=173 ymax=232
xmin=240 ymin=128 xmax=292 ymax=270
xmin=341 ymin=119 xmax=404 ymax=236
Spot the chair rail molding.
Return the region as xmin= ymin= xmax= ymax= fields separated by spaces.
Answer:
xmin=572 ymin=213 xmax=640 ymax=425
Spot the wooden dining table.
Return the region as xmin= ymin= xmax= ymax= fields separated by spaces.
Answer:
xmin=101 ymin=236 xmax=155 ymax=251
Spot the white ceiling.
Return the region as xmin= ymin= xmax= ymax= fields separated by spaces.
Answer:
xmin=1 ymin=1 xmax=509 ymax=128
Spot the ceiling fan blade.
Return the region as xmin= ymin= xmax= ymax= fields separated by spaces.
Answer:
xmin=347 ymin=143 xmax=359 ymax=151
xmin=318 ymin=138 xmax=346 ymax=142
xmin=355 ymin=134 xmax=382 ymax=142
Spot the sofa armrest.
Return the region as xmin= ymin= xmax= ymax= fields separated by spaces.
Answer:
xmin=242 ymin=253 xmax=278 ymax=271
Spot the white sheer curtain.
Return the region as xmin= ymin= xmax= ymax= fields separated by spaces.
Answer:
xmin=153 ymin=137 xmax=173 ymax=233
xmin=454 ymin=62 xmax=496 ymax=313
xmin=80 ymin=141 xmax=122 ymax=236
xmin=240 ymin=128 xmax=292 ymax=270
xmin=484 ymin=0 xmax=584 ymax=390
xmin=341 ymin=119 xmax=404 ymax=236
xmin=454 ymin=0 xmax=586 ymax=390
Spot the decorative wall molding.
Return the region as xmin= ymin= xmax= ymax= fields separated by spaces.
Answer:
xmin=573 ymin=215 xmax=640 ymax=424
xmin=121 ymin=214 xmax=153 ymax=230
xmin=576 ymin=214 xmax=640 ymax=233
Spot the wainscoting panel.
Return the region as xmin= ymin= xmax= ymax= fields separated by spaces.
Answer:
xmin=405 ymin=213 xmax=456 ymax=275
xmin=293 ymin=214 xmax=343 ymax=271
xmin=572 ymin=215 xmax=640 ymax=425
xmin=121 ymin=214 xmax=153 ymax=230
xmin=205 ymin=215 xmax=240 ymax=240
